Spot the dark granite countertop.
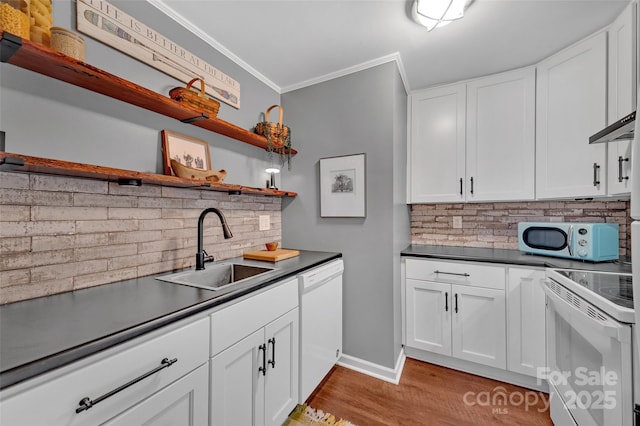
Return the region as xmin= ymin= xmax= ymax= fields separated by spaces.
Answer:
xmin=0 ymin=250 xmax=341 ymax=390
xmin=401 ymin=244 xmax=632 ymax=274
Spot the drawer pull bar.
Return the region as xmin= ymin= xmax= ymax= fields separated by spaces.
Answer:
xmin=258 ymin=344 xmax=267 ymax=376
xmin=434 ymin=270 xmax=470 ymax=277
xmin=75 ymin=357 xmax=178 ymax=414
xmin=268 ymin=337 xmax=276 ymax=368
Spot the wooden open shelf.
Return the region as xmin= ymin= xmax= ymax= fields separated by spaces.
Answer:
xmin=0 ymin=152 xmax=297 ymax=197
xmin=0 ymin=31 xmax=297 ymax=155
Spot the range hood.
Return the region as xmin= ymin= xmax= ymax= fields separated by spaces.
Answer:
xmin=589 ymin=111 xmax=636 ymax=144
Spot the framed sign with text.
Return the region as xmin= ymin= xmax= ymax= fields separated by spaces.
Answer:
xmin=76 ymin=0 xmax=241 ymax=109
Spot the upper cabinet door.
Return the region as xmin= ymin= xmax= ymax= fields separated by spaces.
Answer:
xmin=466 ymin=67 xmax=536 ymax=202
xmin=607 ymin=2 xmax=636 ymax=196
xmin=536 ymin=31 xmax=608 ymax=199
xmin=408 ymin=84 xmax=466 ymax=203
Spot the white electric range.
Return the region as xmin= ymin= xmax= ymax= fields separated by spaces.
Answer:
xmin=545 ymin=268 xmax=637 ymax=426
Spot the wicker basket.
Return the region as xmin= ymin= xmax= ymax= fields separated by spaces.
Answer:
xmin=169 ymin=78 xmax=220 ymax=118
xmin=255 ymin=105 xmax=290 ymax=151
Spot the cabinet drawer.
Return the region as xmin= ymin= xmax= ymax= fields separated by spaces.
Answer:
xmin=210 ymin=277 xmax=298 ymax=356
xmin=406 ymin=258 xmax=505 ymax=290
xmin=0 ymin=317 xmax=209 ymax=426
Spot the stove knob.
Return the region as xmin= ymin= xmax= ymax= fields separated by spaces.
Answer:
xmin=578 ymin=249 xmax=587 ymax=257
xmin=578 ymin=239 xmax=588 ymax=247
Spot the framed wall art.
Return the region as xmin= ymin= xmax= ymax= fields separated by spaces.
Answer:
xmin=319 ymin=153 xmax=366 ymax=217
xmin=161 ymin=130 xmax=211 ymax=176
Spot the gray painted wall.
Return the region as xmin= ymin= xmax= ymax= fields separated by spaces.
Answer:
xmin=0 ymin=0 xmax=280 ymax=187
xmin=281 ymin=62 xmax=409 ymax=369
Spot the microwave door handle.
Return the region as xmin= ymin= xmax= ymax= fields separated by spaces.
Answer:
xmin=543 ymin=282 xmax=627 ymax=342
xmin=566 ymin=225 xmax=573 ymax=256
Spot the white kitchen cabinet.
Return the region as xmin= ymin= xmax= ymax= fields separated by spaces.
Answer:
xmin=405 ymin=259 xmax=507 ymax=369
xmin=451 ymin=284 xmax=506 ymax=368
xmin=209 ymin=278 xmax=299 ymax=426
xmin=408 ymin=67 xmax=535 ymax=204
xmin=466 ymin=67 xmax=536 ymax=202
xmin=408 ymin=83 xmax=466 ymax=203
xmin=405 ymin=279 xmax=451 ymax=355
xmin=506 ymin=267 xmax=546 ymax=378
xmin=607 ymin=2 xmax=636 ymax=196
xmin=0 ymin=317 xmax=210 ymax=426
xmin=103 ymin=363 xmax=209 ymax=426
xmin=536 ymin=31 xmax=608 ymax=199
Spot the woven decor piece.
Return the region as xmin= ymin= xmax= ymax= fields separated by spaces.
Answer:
xmin=283 ymin=404 xmax=357 ymax=426
xmin=169 ymin=78 xmax=220 ymax=118
xmin=255 ymin=104 xmax=292 ymax=170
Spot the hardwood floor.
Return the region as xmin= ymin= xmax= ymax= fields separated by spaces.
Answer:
xmin=306 ymin=358 xmax=553 ymax=426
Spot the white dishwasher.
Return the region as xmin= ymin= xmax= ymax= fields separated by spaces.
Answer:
xmin=298 ymin=258 xmax=344 ymax=403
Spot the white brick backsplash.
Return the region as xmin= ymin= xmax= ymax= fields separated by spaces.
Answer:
xmin=73 ymin=268 xmax=137 ymax=290
xmin=0 ymin=250 xmax=74 ymax=271
xmin=0 ymin=205 xmax=30 ymax=221
xmin=74 ymin=193 xmax=137 ymax=208
xmin=109 ymin=208 xmax=161 ymax=220
xmin=0 ymin=269 xmax=31 ymax=287
xmin=0 ymin=237 xmax=31 ymax=254
xmin=138 ymin=239 xmax=184 ymax=254
xmin=32 ymin=206 xmax=108 ymax=221
xmin=75 ymin=244 xmax=138 ymax=261
xmin=138 ymin=218 xmax=184 ymax=231
xmin=108 ymin=182 xmax=162 ymax=197
xmin=0 ymin=279 xmax=74 ymax=304
xmin=0 ymin=221 xmax=76 ymax=237
xmin=161 ymin=208 xmax=201 ymax=219
xmin=31 ymin=175 xmax=108 ymax=194
xmin=76 ymin=219 xmax=138 ymax=234
xmin=161 ymin=187 xmax=202 ymax=199
xmin=31 ymin=260 xmax=108 ymax=282
xmin=108 ymin=252 xmax=163 ymax=270
xmin=108 ymin=230 xmax=162 ymax=245
xmin=32 ymin=235 xmax=75 ymax=252
xmin=0 ymin=172 xmax=29 ymax=189
xmin=138 ymin=197 xmax=183 ymax=208
xmin=1 ymin=171 xmax=284 ymax=303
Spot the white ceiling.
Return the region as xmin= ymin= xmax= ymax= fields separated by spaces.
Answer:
xmin=152 ymin=0 xmax=630 ymax=93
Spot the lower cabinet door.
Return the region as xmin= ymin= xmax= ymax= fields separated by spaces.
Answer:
xmin=103 ymin=363 xmax=209 ymax=426
xmin=210 ymin=329 xmax=265 ymax=426
xmin=451 ymin=284 xmax=506 ymax=369
xmin=405 ymin=279 xmax=451 ymax=355
xmin=264 ymin=308 xmax=299 ymax=426
xmin=507 ymin=267 xmax=547 ymax=377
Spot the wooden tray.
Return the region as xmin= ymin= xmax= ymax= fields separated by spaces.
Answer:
xmin=243 ymin=249 xmax=300 ymax=262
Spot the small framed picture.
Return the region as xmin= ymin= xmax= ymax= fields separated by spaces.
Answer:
xmin=161 ymin=130 xmax=211 ymax=176
xmin=320 ymin=153 xmax=366 ymax=217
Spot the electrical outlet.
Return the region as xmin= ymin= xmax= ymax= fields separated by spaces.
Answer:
xmin=259 ymin=215 xmax=270 ymax=231
xmin=453 ymin=216 xmax=462 ymax=229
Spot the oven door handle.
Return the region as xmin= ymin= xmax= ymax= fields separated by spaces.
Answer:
xmin=543 ymin=282 xmax=629 ymax=343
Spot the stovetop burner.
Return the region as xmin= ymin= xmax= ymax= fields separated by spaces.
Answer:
xmin=557 ymin=270 xmax=633 ymax=310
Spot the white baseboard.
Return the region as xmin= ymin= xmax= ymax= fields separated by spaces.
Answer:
xmin=404 ymin=347 xmax=549 ymax=393
xmin=337 ymin=348 xmax=406 ymax=384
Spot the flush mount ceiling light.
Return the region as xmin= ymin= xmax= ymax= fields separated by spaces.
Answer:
xmin=412 ymin=0 xmax=474 ymax=31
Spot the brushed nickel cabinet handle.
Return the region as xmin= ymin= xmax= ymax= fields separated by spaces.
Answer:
xmin=618 ymin=156 xmax=630 ymax=183
xmin=593 ymin=163 xmax=600 ymax=187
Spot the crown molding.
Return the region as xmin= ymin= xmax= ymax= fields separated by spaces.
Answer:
xmin=281 ymin=52 xmax=410 ymax=94
xmin=147 ymin=0 xmax=411 ymax=95
xmin=146 ymin=0 xmax=282 ymax=93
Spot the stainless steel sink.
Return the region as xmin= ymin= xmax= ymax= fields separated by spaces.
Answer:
xmin=156 ymin=263 xmax=275 ymax=290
